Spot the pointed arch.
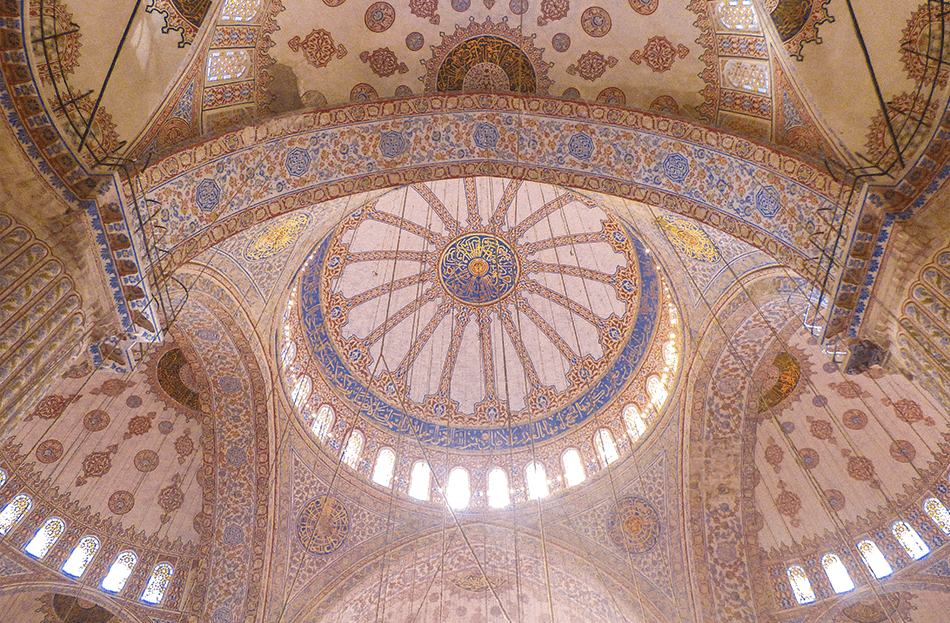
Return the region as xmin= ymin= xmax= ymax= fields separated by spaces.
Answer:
xmin=342 ymin=430 xmax=364 ymax=469
xmin=821 ymin=554 xmax=855 ymax=593
xmin=488 ymin=468 xmax=510 ymax=508
xmin=786 ymin=565 xmax=815 ymax=604
xmin=446 ymin=467 xmax=470 ymax=509
xmin=561 ymin=448 xmax=585 ymax=487
xmin=62 ymin=536 xmax=100 ymax=577
xmin=525 ymin=461 xmax=549 ymax=500
xmin=141 ymin=562 xmax=175 ymax=604
xmin=409 ymin=461 xmax=431 ymax=501
xmin=102 ymin=551 xmax=137 ymax=593
xmin=857 ymin=540 xmax=892 ymax=579
xmin=0 ymin=494 xmax=32 ymax=535
xmin=892 ymin=521 xmax=930 ymax=560
xmin=594 ymin=428 xmax=618 ymax=466
xmin=24 ymin=517 xmax=65 ymax=559
xmin=372 ymin=447 xmax=396 ymax=487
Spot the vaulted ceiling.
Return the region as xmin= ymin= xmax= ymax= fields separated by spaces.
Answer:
xmin=3 ymin=0 xmax=950 ymax=621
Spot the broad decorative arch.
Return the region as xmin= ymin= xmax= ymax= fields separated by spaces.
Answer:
xmin=135 ymin=96 xmax=844 ymax=281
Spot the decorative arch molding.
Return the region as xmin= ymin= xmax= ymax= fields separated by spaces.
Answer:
xmin=133 ymin=95 xmax=846 ymax=278
xmin=279 ymin=521 xmax=674 ymax=623
xmin=0 ymin=579 xmax=152 ymax=623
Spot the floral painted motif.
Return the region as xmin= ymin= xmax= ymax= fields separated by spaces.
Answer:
xmin=629 ymin=36 xmax=689 ymax=73
xmin=76 ymin=444 xmax=119 ymax=486
xmin=288 ymin=29 xmax=347 ymax=69
xmin=359 ymin=48 xmax=409 ymax=77
xmin=566 ymin=51 xmax=618 ymax=81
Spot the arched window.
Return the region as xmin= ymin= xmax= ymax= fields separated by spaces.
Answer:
xmin=280 ymin=340 xmax=296 ymax=367
xmin=786 ymin=565 xmax=816 ymax=605
xmin=594 ymin=429 xmax=619 ymax=467
xmin=62 ymin=536 xmax=100 ymax=577
xmin=409 ymin=461 xmax=431 ymax=501
xmin=206 ymin=49 xmax=250 ymax=83
xmin=715 ymin=0 xmax=759 ymax=31
xmin=24 ymin=517 xmax=65 ymax=559
xmin=372 ymin=448 xmax=395 ymax=487
xmin=310 ymin=404 xmax=334 ymax=440
xmin=892 ymin=521 xmax=930 ymax=560
xmin=664 ymin=340 xmax=678 ymax=370
xmin=525 ymin=462 xmax=549 ymax=500
xmin=561 ymin=449 xmax=585 ymax=487
xmin=221 ymin=0 xmax=260 ymax=21
xmin=0 ymin=468 xmax=7 ymax=488
xmin=0 ymin=494 xmax=32 ymax=535
xmin=924 ymin=497 xmax=950 ymax=534
xmin=341 ymin=430 xmax=363 ymax=469
xmin=101 ymin=551 xmax=137 ymax=593
xmin=446 ymin=467 xmax=470 ymax=510
xmin=857 ymin=539 xmax=893 ymax=579
xmin=821 ymin=554 xmax=855 ymax=593
xmin=723 ymin=59 xmax=770 ymax=95
xmin=623 ymin=404 xmax=647 ymax=441
xmin=647 ymin=375 xmax=669 ymax=408
xmin=141 ymin=562 xmax=174 ymax=604
xmin=487 ymin=468 xmax=510 ymax=509
xmin=290 ymin=375 xmax=311 ymax=408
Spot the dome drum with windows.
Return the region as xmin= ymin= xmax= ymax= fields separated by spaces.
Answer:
xmin=279 ymin=178 xmax=682 ymax=509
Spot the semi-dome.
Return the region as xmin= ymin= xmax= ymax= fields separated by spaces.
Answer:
xmin=279 ymin=177 xmax=681 ymax=507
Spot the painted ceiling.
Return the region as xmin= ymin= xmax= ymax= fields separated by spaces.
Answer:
xmin=6 ymin=0 xmax=950 ymax=619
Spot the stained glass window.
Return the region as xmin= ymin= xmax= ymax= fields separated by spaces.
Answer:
xmin=561 ymin=449 xmax=585 ymax=487
xmin=857 ymin=539 xmax=893 ymax=579
xmin=647 ymin=375 xmax=669 ymax=408
xmin=821 ymin=554 xmax=855 ymax=593
xmin=310 ymin=404 xmax=334 ymax=441
xmin=0 ymin=494 xmax=32 ymax=535
xmin=786 ymin=565 xmax=816 ymax=605
xmin=221 ymin=0 xmax=260 ymax=21
xmin=594 ymin=429 xmax=619 ymax=466
xmin=206 ymin=50 xmax=249 ymax=83
xmin=62 ymin=536 xmax=100 ymax=577
xmin=723 ymin=60 xmax=770 ymax=95
xmin=0 ymin=469 xmax=7 ymax=489
xmin=24 ymin=517 xmax=65 ymax=559
xmin=716 ymin=0 xmax=759 ymax=31
xmin=141 ymin=562 xmax=174 ymax=604
xmin=487 ymin=468 xmax=510 ymax=509
xmin=924 ymin=497 xmax=950 ymax=534
xmin=892 ymin=521 xmax=930 ymax=560
xmin=290 ymin=375 xmax=311 ymax=408
xmin=623 ymin=404 xmax=647 ymax=441
xmin=101 ymin=551 xmax=137 ymax=593
xmin=281 ymin=340 xmax=295 ymax=367
xmin=409 ymin=461 xmax=431 ymax=501
xmin=664 ymin=340 xmax=678 ymax=370
xmin=372 ymin=448 xmax=395 ymax=487
xmin=525 ymin=462 xmax=549 ymax=500
xmin=446 ymin=467 xmax=470 ymax=510
xmin=341 ymin=430 xmax=363 ymax=469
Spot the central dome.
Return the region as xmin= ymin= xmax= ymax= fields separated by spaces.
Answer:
xmin=284 ymin=177 xmax=679 ymax=459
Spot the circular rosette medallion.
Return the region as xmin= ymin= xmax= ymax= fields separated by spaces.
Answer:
xmin=297 ymin=496 xmax=349 ymax=554
xmin=439 ymin=233 xmax=519 ymax=305
xmin=607 ymin=496 xmax=660 ymax=553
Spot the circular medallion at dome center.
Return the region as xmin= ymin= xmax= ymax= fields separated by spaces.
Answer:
xmin=439 ymin=233 xmax=519 ymax=305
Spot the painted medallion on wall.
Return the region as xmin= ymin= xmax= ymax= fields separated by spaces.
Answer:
xmin=297 ymin=496 xmax=349 ymax=554
xmin=607 ymin=495 xmax=661 ymax=553
xmin=422 ymin=17 xmax=553 ymax=94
